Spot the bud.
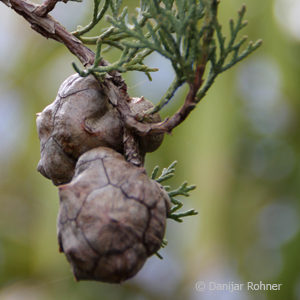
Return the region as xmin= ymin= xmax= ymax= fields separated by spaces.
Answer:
xmin=57 ymin=147 xmax=170 ymax=283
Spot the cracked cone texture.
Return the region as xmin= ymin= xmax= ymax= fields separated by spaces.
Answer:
xmin=57 ymin=147 xmax=170 ymax=283
xmin=36 ymin=73 xmax=168 ymax=283
xmin=36 ymin=73 xmax=163 ymax=185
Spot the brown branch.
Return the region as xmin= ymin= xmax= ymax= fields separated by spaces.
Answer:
xmin=0 ymin=0 xmax=143 ymax=165
xmin=124 ymin=71 xmax=203 ymax=136
xmin=2 ymin=0 xmax=94 ymax=66
xmin=119 ymin=63 xmax=203 ymax=136
xmin=0 ymin=0 xmax=217 ymax=139
xmin=0 ymin=0 xmax=128 ymax=90
xmin=123 ymin=84 xmax=198 ymax=136
xmin=123 ymin=0 xmax=219 ymax=136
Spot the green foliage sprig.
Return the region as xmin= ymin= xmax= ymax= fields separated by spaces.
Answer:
xmin=72 ymin=0 xmax=261 ymax=115
xmin=151 ymin=161 xmax=197 ymax=259
xmin=72 ymin=0 xmax=157 ymax=79
xmin=151 ymin=161 xmax=198 ymax=223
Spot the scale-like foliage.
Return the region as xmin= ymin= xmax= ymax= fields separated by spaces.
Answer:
xmin=151 ymin=161 xmax=198 ymax=258
xmin=151 ymin=161 xmax=198 ymax=223
xmin=72 ymin=0 xmax=261 ymax=114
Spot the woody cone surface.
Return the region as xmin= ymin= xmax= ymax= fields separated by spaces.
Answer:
xmin=57 ymin=147 xmax=170 ymax=283
xmin=37 ymin=73 xmax=163 ymax=185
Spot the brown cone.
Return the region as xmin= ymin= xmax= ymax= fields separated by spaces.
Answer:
xmin=57 ymin=147 xmax=170 ymax=283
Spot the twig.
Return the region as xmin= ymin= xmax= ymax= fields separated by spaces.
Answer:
xmin=0 ymin=0 xmax=258 ymax=139
xmin=122 ymin=62 xmax=206 ymax=136
xmin=0 ymin=0 xmax=140 ymax=126
xmin=1 ymin=0 xmax=94 ymax=66
xmin=123 ymin=89 xmax=197 ymax=135
xmin=124 ymin=0 xmax=219 ymax=135
xmin=73 ymin=0 xmax=110 ymax=37
xmin=0 ymin=0 xmax=142 ymax=165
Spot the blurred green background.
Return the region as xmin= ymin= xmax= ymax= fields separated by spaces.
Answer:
xmin=1 ymin=0 xmax=300 ymax=299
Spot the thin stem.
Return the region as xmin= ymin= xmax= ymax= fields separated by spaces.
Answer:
xmin=2 ymin=0 xmax=95 ymax=66
xmin=148 ymin=78 xmax=183 ymax=114
xmin=73 ymin=0 xmax=110 ymax=37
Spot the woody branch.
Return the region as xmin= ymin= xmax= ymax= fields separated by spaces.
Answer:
xmin=0 ymin=0 xmax=214 ymax=137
